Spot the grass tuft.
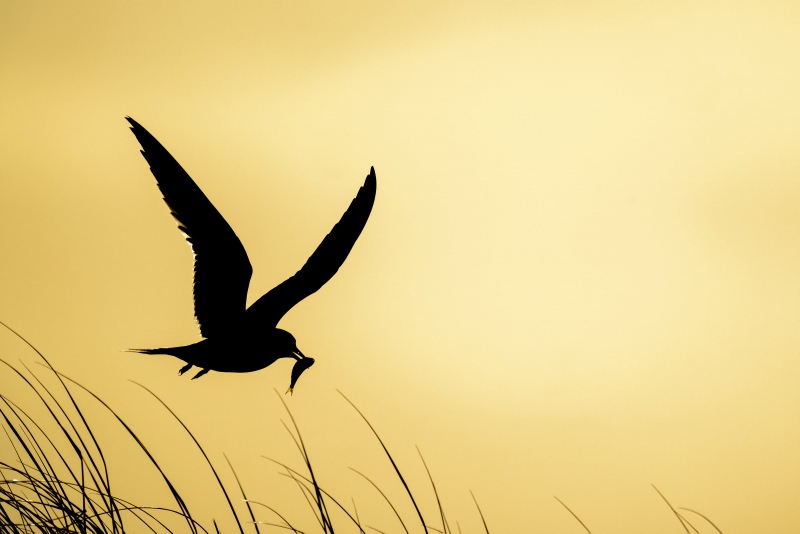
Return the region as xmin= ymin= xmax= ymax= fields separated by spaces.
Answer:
xmin=1 ymin=319 xmax=727 ymax=533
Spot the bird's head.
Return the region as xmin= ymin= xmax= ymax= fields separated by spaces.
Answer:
xmin=273 ymin=329 xmax=303 ymax=358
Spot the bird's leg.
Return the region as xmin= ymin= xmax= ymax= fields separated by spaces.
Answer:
xmin=192 ymin=368 xmax=209 ymax=380
xmin=178 ymin=363 xmax=193 ymax=375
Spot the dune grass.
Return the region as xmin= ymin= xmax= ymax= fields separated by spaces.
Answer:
xmin=0 ymin=319 xmax=723 ymax=533
xmin=0 ymin=319 xmax=490 ymax=534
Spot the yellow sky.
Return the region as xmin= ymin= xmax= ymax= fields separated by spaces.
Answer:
xmin=2 ymin=1 xmax=800 ymax=531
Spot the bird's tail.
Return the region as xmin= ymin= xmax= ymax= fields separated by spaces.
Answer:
xmin=127 ymin=346 xmax=184 ymax=357
xmin=128 ymin=348 xmax=165 ymax=355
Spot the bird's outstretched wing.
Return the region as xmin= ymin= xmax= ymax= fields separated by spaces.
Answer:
xmin=127 ymin=117 xmax=253 ymax=338
xmin=246 ymin=167 xmax=377 ymax=328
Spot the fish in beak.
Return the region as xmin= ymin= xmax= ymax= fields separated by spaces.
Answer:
xmin=286 ymin=354 xmax=315 ymax=395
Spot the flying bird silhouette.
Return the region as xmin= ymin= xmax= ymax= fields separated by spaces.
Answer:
xmin=126 ymin=117 xmax=376 ymax=393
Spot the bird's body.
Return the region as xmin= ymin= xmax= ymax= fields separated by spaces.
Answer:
xmin=126 ymin=117 xmax=376 ymax=392
xmin=135 ymin=330 xmax=289 ymax=374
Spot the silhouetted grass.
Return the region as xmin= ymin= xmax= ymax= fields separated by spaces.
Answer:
xmin=0 ymin=319 xmax=724 ymax=533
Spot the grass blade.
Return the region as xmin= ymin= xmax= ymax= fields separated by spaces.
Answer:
xmin=554 ymin=496 xmax=590 ymax=533
xmin=337 ymin=390 xmax=428 ymax=534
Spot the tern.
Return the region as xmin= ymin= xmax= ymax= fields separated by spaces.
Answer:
xmin=126 ymin=117 xmax=376 ymax=393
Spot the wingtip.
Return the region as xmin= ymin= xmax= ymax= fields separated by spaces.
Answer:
xmin=366 ymin=166 xmax=377 ymax=189
xmin=125 ymin=116 xmax=144 ymax=137
xmin=125 ymin=117 xmax=157 ymax=148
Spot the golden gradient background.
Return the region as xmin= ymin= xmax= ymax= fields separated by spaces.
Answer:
xmin=2 ymin=1 xmax=800 ymax=531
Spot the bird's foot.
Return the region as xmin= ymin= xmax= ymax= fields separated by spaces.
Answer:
xmin=178 ymin=363 xmax=193 ymax=376
xmin=192 ymin=368 xmax=209 ymax=380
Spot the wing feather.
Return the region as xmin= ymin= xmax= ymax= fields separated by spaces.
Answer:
xmin=245 ymin=167 xmax=377 ymax=328
xmin=127 ymin=117 xmax=253 ymax=338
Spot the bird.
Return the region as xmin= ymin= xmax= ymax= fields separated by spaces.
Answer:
xmin=125 ymin=117 xmax=376 ymax=393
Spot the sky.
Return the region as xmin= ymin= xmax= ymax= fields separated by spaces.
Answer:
xmin=2 ymin=0 xmax=800 ymax=532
